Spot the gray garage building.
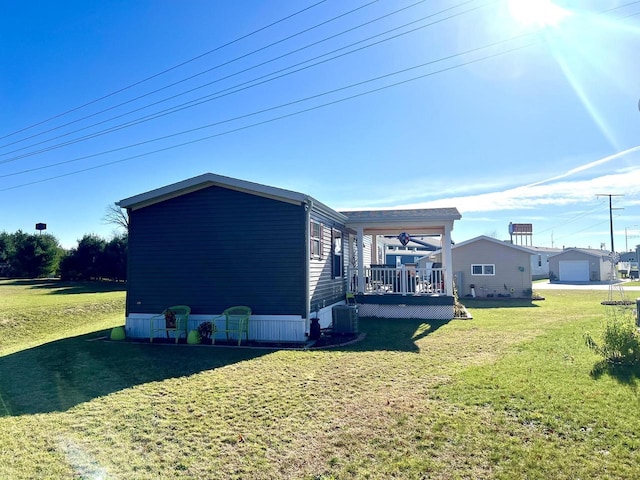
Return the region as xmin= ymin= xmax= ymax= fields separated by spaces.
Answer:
xmin=549 ymin=248 xmax=615 ymax=282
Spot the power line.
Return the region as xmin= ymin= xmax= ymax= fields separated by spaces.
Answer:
xmin=0 ymin=41 xmax=531 ymax=191
xmin=0 ymin=0 xmax=468 ymax=158
xmin=3 ymin=0 xmax=636 ymax=163
xmin=0 ymin=0 xmax=376 ymax=149
xmin=602 ymin=0 xmax=640 ymax=14
xmin=0 ymin=0 xmax=329 ymax=142
xmin=3 ymin=0 xmax=638 ymax=190
xmin=534 ymin=201 xmax=607 ymax=237
xmin=0 ymin=0 xmax=490 ymax=164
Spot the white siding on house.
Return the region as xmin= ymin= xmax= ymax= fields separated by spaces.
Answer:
xmin=125 ymin=314 xmax=308 ymax=343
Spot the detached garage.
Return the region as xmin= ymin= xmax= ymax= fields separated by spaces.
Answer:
xmin=549 ymin=248 xmax=614 ymax=283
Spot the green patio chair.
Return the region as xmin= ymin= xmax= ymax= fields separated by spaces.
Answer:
xmin=346 ymin=292 xmax=357 ymax=305
xmin=150 ymin=305 xmax=190 ymax=343
xmin=211 ymin=306 xmax=251 ymax=346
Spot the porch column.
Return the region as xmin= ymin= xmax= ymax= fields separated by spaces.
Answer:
xmin=443 ymin=224 xmax=454 ymax=295
xmin=357 ymin=226 xmax=365 ymax=293
xmin=371 ymin=235 xmax=378 ymax=265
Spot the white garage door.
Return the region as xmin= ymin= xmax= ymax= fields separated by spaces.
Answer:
xmin=559 ymin=260 xmax=589 ymax=281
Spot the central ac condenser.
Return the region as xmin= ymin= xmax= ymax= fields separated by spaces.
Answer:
xmin=331 ymin=305 xmax=359 ymax=334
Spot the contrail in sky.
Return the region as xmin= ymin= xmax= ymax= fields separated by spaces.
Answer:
xmin=523 ymin=145 xmax=640 ymax=188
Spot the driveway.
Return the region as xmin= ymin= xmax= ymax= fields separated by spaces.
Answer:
xmin=534 ymin=280 xmax=640 ymax=291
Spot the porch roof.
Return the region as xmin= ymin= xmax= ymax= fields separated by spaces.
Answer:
xmin=340 ymin=208 xmax=461 ymax=235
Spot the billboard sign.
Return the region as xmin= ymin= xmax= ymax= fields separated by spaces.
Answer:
xmin=508 ymin=223 xmax=532 ymax=235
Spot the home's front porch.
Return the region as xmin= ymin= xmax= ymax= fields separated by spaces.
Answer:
xmin=345 ymin=265 xmax=454 ymax=320
xmin=348 ymin=265 xmax=445 ymax=296
xmin=340 ymin=208 xmax=461 ymax=320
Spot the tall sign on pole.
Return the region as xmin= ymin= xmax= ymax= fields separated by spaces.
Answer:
xmin=508 ymin=222 xmax=533 ymax=246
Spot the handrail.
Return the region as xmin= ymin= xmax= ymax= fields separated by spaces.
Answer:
xmin=347 ymin=265 xmax=446 ymax=296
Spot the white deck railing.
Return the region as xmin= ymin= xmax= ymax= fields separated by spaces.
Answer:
xmin=347 ymin=265 xmax=446 ymax=296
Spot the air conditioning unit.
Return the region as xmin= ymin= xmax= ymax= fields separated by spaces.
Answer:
xmin=332 ymin=305 xmax=358 ymax=334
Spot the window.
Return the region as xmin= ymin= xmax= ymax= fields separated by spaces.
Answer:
xmin=332 ymin=229 xmax=342 ymax=278
xmin=310 ymin=221 xmax=322 ymax=258
xmin=471 ymin=264 xmax=495 ymax=276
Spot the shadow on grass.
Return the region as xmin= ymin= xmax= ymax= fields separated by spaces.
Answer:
xmin=4 ymin=278 xmax=126 ymax=294
xmin=0 ymin=331 xmax=267 ymax=417
xmin=341 ymin=316 xmax=452 ymax=353
xmin=460 ymin=298 xmax=541 ymax=310
xmin=590 ymin=360 xmax=640 ymax=393
xmin=0 ymin=317 xmax=449 ymax=416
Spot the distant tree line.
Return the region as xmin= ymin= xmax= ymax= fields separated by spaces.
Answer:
xmin=0 ymin=231 xmax=127 ymax=281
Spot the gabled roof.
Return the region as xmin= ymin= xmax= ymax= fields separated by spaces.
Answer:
xmin=451 ymin=235 xmax=534 ymax=255
xmin=520 ymin=245 xmax=563 ymax=255
xmin=551 ymin=248 xmax=614 ymax=259
xmin=117 ymin=172 xmax=346 ymax=222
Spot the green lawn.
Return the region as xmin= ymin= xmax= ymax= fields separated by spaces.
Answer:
xmin=1 ymin=279 xmax=639 ymax=479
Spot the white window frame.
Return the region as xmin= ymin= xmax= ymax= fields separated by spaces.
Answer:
xmin=310 ymin=220 xmax=323 ymax=259
xmin=471 ymin=264 xmax=495 ymax=276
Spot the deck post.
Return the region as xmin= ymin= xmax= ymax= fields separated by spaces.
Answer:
xmin=443 ymin=224 xmax=454 ymax=295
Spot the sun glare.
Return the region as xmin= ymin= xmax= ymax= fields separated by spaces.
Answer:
xmin=507 ymin=0 xmax=571 ymax=27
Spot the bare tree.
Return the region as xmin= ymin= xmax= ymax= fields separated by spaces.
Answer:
xmin=103 ymin=204 xmax=129 ymax=232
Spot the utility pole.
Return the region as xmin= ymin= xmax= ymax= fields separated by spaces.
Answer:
xmin=597 ymin=194 xmax=623 ymax=253
xmin=625 ymin=225 xmax=638 ymax=252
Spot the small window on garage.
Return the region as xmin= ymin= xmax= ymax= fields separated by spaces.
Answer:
xmin=471 ymin=264 xmax=495 ymax=276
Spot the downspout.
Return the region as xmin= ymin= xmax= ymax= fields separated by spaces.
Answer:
xmin=304 ymin=199 xmax=312 ymax=332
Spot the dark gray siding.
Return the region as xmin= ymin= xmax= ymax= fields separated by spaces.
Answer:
xmin=309 ymin=208 xmax=348 ymax=311
xmin=126 ymin=186 xmax=306 ymax=316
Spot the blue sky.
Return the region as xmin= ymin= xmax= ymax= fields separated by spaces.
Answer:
xmin=2 ymin=0 xmax=640 ymax=251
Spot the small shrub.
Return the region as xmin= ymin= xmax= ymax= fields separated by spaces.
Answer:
xmin=197 ymin=322 xmax=213 ymax=341
xmin=584 ymin=313 xmax=640 ymax=365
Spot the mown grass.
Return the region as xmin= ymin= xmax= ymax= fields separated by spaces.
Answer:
xmin=1 ymin=280 xmax=639 ymax=478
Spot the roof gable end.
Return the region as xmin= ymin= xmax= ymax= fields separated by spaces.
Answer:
xmin=453 ymin=235 xmax=534 ymax=254
xmin=118 ymin=173 xmax=311 ymax=210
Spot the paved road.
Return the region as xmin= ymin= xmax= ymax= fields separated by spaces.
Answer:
xmin=534 ymin=280 xmax=640 ymax=291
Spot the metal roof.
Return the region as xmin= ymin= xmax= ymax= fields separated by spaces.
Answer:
xmin=117 ymin=174 xmax=462 ymax=234
xmin=451 ymin=235 xmax=535 ymax=254
xmin=117 ymin=172 xmax=346 ymax=222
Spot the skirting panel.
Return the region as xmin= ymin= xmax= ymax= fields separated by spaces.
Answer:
xmin=125 ymin=313 xmax=307 ymax=343
xmin=357 ymin=303 xmax=454 ymax=320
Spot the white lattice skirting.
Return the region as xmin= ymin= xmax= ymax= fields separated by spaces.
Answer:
xmin=357 ymin=303 xmax=454 ymax=320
